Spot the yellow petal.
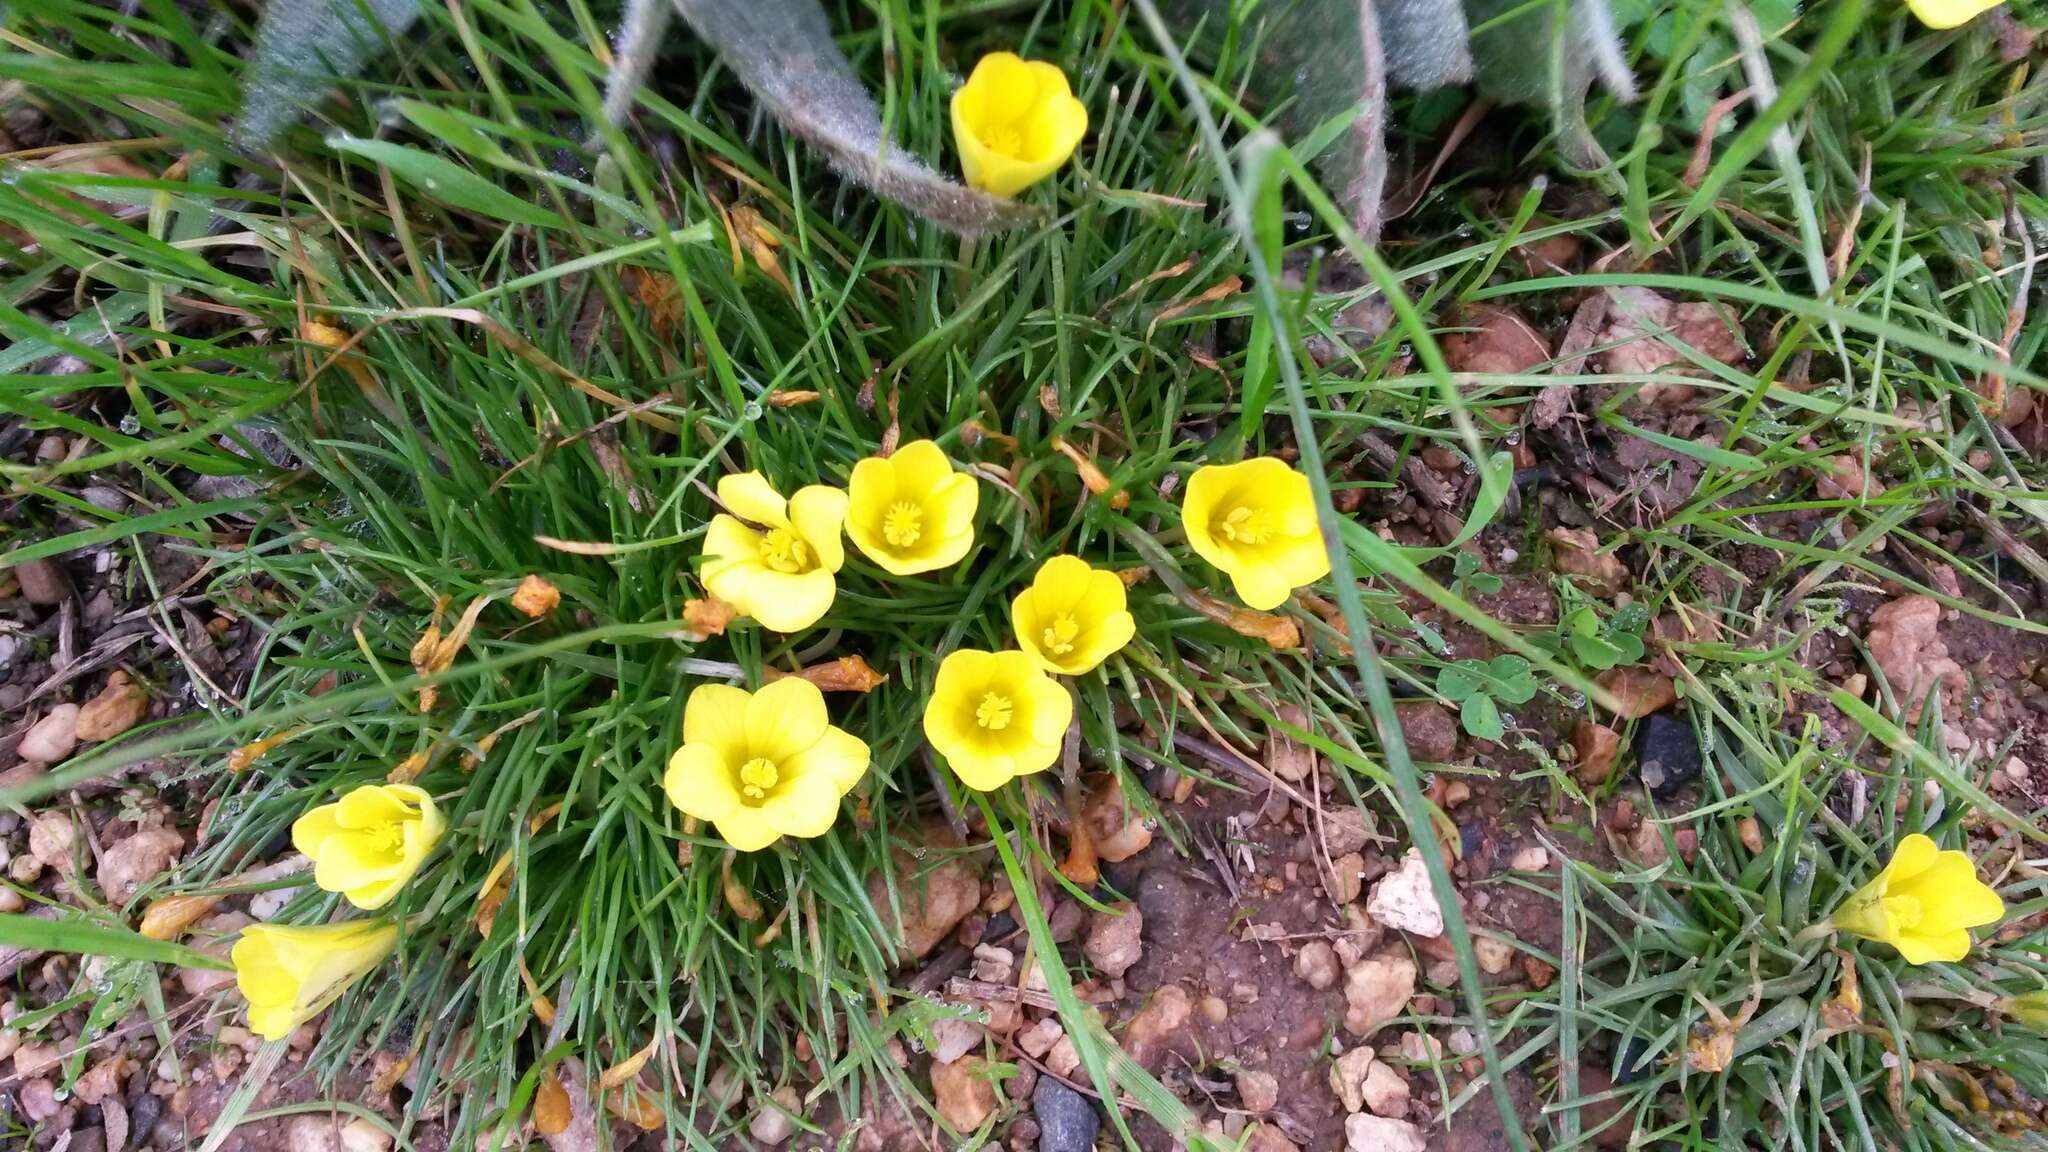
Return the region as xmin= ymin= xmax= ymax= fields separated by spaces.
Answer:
xmin=1884 ymin=833 xmax=1940 ymax=886
xmin=1022 ymin=669 xmax=1074 ymax=751
xmin=683 ymin=683 xmax=752 ymax=764
xmin=723 ymin=567 xmax=837 ymax=633
xmin=717 ymin=472 xmax=789 ymax=527
xmin=1894 ymin=929 xmax=1972 ymax=965
xmin=745 ymin=675 xmax=829 ymax=763
xmin=1227 ymin=558 xmax=1297 ymax=612
xmin=336 ymin=784 xmax=413 ymax=828
xmin=665 ymin=743 xmax=740 ymax=823
xmin=1904 ymin=0 xmax=2001 ymax=27
xmin=780 ymin=724 xmax=870 ymax=794
xmin=715 ymin=804 xmax=782 ymax=853
xmin=889 ymin=440 xmax=955 ymax=495
xmin=290 ymin=804 xmax=343 ymax=859
xmin=701 ymin=516 xmax=765 ymax=586
xmin=759 ymin=771 xmax=842 ymax=840
xmin=790 ymin=486 xmax=849 ymax=573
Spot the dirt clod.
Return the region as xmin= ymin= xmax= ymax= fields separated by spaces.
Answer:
xmin=99 ymin=825 xmax=184 ymax=905
xmin=869 ymin=833 xmax=981 ymax=963
xmin=1084 ymin=903 xmax=1144 ymax=979
xmin=1346 ymin=1113 xmax=1426 ymax=1152
xmin=1548 ymin=528 xmax=1629 ymax=597
xmin=1295 ymin=940 xmax=1341 ymax=990
xmin=1342 ymin=953 xmax=1416 ymax=1038
xmin=14 ymin=558 xmax=73 ymax=605
xmin=1598 ymin=668 xmax=1677 ymax=720
xmin=1864 ymin=594 xmax=1963 ymax=722
xmin=1392 ymin=700 xmax=1460 ymax=762
xmin=1235 ymin=1067 xmax=1280 ymax=1113
xmin=1121 ymin=984 xmax=1193 ymax=1071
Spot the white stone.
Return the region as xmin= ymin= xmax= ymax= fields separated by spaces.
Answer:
xmin=1346 ymin=1113 xmax=1426 ymax=1152
xmin=1366 ymin=851 xmax=1444 ymax=938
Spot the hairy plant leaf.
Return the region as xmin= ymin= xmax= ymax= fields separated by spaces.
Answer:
xmin=664 ymin=0 xmax=1037 ymax=235
xmin=1464 ymin=0 xmax=1634 ymax=167
xmin=1164 ymin=0 xmax=1389 ymax=240
xmin=233 ymin=0 xmax=421 ymax=150
xmin=1375 ymin=0 xmax=1474 ymax=88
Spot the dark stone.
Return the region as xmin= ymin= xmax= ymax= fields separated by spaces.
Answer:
xmin=127 ymin=1093 xmax=161 ymax=1147
xmin=1632 ymin=711 xmax=1701 ymax=799
xmin=980 ymin=911 xmax=1017 ymax=944
xmin=1613 ymin=1036 xmax=1658 ymax=1084
xmin=1032 ymin=1076 xmax=1098 ymax=1152
xmin=1135 ymin=867 xmax=1197 ymax=955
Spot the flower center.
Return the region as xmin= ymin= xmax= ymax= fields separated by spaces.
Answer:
xmin=987 ymin=125 xmax=1025 ymax=159
xmin=1217 ymin=504 xmax=1273 ymax=545
xmin=368 ymin=822 xmax=406 ymax=855
xmin=738 ymin=757 xmax=781 ymax=802
xmin=883 ymin=501 xmax=924 ymax=548
xmin=1883 ymin=893 xmax=1923 ymax=930
xmin=759 ymin=527 xmax=812 ymax=574
xmin=974 ymin=692 xmax=1014 ymax=731
xmin=1043 ymin=613 xmax=1080 ymax=657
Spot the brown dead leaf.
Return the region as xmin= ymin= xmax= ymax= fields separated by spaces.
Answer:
xmin=228 ymin=726 xmax=306 ymax=772
xmin=518 ymin=957 xmax=557 ymax=1026
xmin=477 ymin=804 xmax=563 ymax=937
xmin=533 ymin=1072 xmax=572 ymax=1136
xmin=1116 ymin=566 xmax=1151 ymax=588
xmin=621 ymin=266 xmax=687 ymax=343
xmin=605 ymin=1083 xmax=665 ymax=1130
xmin=511 ymin=574 xmax=561 ymax=618
xmin=387 ymin=749 xmax=430 ymax=785
xmin=1547 ymin=527 xmax=1630 ymax=597
xmin=138 ymin=893 xmax=224 ymax=941
xmin=1820 ymin=949 xmax=1864 ymax=1032
xmin=1442 ymin=305 xmax=1549 ymax=375
xmin=728 ymin=205 xmax=793 ymax=298
xmin=1147 ymin=275 xmax=1242 ymax=342
xmin=1183 ymin=590 xmax=1300 ymax=649
xmin=722 ymin=849 xmax=763 ymax=922
xmin=764 ymin=654 xmax=890 ymax=694
xmin=302 ymin=319 xmax=395 ymax=415
xmin=1048 ymin=436 xmax=1129 ymax=509
xmin=1598 ymin=668 xmax=1677 ymax=720
xmin=600 ymin=1035 xmax=661 ymax=1090
xmin=75 ymin=670 xmax=149 ymax=741
xmin=680 ymin=598 xmax=737 ymax=642
xmin=766 ymin=390 xmax=821 ymax=407
xmin=1571 ymin=720 xmax=1623 ymax=785
xmin=411 ymin=595 xmax=492 ymax=711
xmin=1597 ymin=289 xmax=1745 ymax=411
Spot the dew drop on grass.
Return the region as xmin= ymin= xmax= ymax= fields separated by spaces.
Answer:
xmin=1503 ymin=432 xmax=1521 ymax=446
xmin=743 ymin=400 xmax=764 ymax=421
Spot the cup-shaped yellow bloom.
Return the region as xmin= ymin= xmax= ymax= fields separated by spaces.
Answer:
xmin=232 ymin=920 xmax=398 ymax=1040
xmin=950 ymin=52 xmax=1088 ymax=198
xmin=924 ymin=649 xmax=1072 ymax=791
xmin=1011 ymin=556 xmax=1136 ymax=676
xmin=291 ymin=784 xmax=446 ymax=911
xmin=1182 ymin=457 xmax=1331 ymax=611
xmin=1827 ymin=834 xmax=2005 ymax=964
xmin=1904 ymin=0 xmax=2000 ymax=28
xmin=664 ymin=677 xmax=869 ymax=852
xmin=702 ymin=472 xmax=849 ymax=633
xmin=846 ymin=440 xmax=979 ymax=576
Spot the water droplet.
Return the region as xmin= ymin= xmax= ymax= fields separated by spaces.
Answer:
xmin=1503 ymin=432 xmax=1521 ymax=446
xmin=742 ymin=400 xmax=764 ymax=421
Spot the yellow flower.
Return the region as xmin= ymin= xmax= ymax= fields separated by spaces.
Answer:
xmin=1904 ymin=0 xmax=2000 ymax=28
xmin=951 ymin=52 xmax=1088 ymax=198
xmin=846 ymin=440 xmax=979 ymax=576
xmin=232 ymin=920 xmax=398 ymax=1041
xmin=701 ymin=472 xmax=849 ymax=633
xmin=1011 ymin=555 xmax=1136 ymax=676
xmin=664 ymin=677 xmax=869 ymax=852
xmin=1182 ymin=457 xmax=1331 ymax=611
xmin=923 ymin=649 xmax=1072 ymax=791
xmin=1828 ymin=833 xmax=2005 ymax=964
xmin=291 ymin=784 xmax=446 ymax=911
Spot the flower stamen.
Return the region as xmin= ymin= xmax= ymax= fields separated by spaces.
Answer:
xmin=758 ymin=528 xmax=812 ymax=574
xmin=974 ymin=692 xmax=1014 ymax=731
xmin=883 ymin=501 xmax=924 ymax=548
xmin=738 ymin=757 xmax=781 ymax=803
xmin=1042 ymin=613 xmax=1080 ymax=657
xmin=1217 ymin=504 xmax=1272 ymax=545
